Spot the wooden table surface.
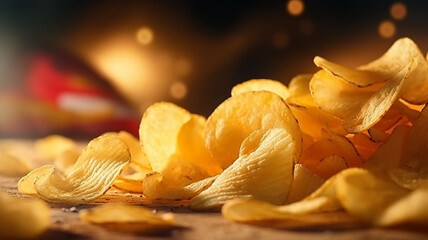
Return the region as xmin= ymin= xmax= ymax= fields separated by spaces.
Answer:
xmin=1 ymin=140 xmax=428 ymax=240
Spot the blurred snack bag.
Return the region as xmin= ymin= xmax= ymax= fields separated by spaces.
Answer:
xmin=0 ymin=49 xmax=139 ymax=138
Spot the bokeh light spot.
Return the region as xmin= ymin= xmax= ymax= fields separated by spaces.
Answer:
xmin=169 ymin=81 xmax=188 ymax=100
xmin=390 ymin=2 xmax=407 ymax=20
xmin=378 ymin=20 xmax=396 ymax=38
xmin=136 ymin=27 xmax=154 ymax=45
xmin=287 ymin=0 xmax=304 ymax=16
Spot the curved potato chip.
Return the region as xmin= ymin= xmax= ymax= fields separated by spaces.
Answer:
xmin=314 ymin=38 xmax=428 ymax=93
xmin=79 ymin=203 xmax=174 ymax=230
xmin=54 ymin=149 xmax=80 ymax=174
xmin=313 ymin=155 xmax=348 ymax=180
xmin=113 ymin=173 xmax=145 ymax=193
xmin=231 ymin=79 xmax=290 ymax=100
xmin=0 ymin=151 xmax=31 ymax=176
xmin=379 ymin=187 xmax=428 ymax=226
xmin=118 ymin=131 xmax=152 ymax=173
xmin=191 ymin=128 xmax=296 ymax=210
xmin=35 ymin=134 xmax=77 ymax=159
xmin=0 ymin=190 xmax=50 ymax=239
xmin=143 ymin=172 xmax=217 ymax=200
xmin=287 ymin=74 xmax=315 ymax=106
xmin=286 ymin=164 xmax=324 ymax=204
xmin=34 ymin=134 xmax=130 ymax=203
xmin=140 ymin=102 xmax=191 ymax=172
xmin=140 ymin=102 xmax=217 ymax=187
xmin=205 ymin=91 xmax=301 ymax=169
xmin=18 ymin=165 xmax=55 ymax=194
xmin=300 ymin=129 xmax=362 ymax=178
xmin=310 ymin=60 xmax=413 ymax=133
xmin=336 ymin=168 xmax=409 ymax=225
xmin=176 ymin=115 xmax=223 ymax=176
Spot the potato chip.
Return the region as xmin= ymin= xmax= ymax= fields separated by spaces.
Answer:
xmin=0 ymin=151 xmax=31 ymax=176
xmin=0 ymin=190 xmax=50 ymax=239
xmin=363 ymin=125 xmax=411 ymax=181
xmin=18 ymin=165 xmax=55 ymax=194
xmin=349 ymin=132 xmax=381 ymax=160
xmin=35 ymin=134 xmax=77 ymax=159
xmin=314 ymin=38 xmax=428 ymax=93
xmin=205 ymin=91 xmax=301 ymax=169
xmin=53 ymin=149 xmax=80 ymax=174
xmin=117 ymin=131 xmax=152 ymax=173
xmin=310 ymin=59 xmax=413 ymax=133
xmin=176 ymin=114 xmax=223 ymax=176
xmin=231 ymin=79 xmax=290 ymax=100
xmin=191 ymin=128 xmax=296 ymax=210
xmin=113 ymin=172 xmax=145 ymax=193
xmin=140 ymin=102 xmax=219 ymax=188
xmin=300 ymin=128 xmax=362 ymax=178
xmin=221 ymin=168 xmax=356 ymax=222
xmin=143 ymin=172 xmax=217 ymax=200
xmin=287 ymin=74 xmax=315 ymax=106
xmin=379 ymin=187 xmax=428 ymax=226
xmin=336 ymin=168 xmax=409 ymax=225
xmin=33 ymin=134 xmax=130 ymax=203
xmin=80 ymin=203 xmax=174 ymax=233
xmin=286 ymin=163 xmax=324 ymax=204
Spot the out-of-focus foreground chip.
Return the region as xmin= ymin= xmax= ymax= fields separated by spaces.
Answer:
xmin=0 ymin=190 xmax=50 ymax=239
xmin=21 ymin=134 xmax=131 ymax=203
xmin=80 ymin=203 xmax=174 ymax=232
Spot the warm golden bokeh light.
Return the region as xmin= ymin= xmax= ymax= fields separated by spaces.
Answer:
xmin=390 ymin=2 xmax=407 ymax=20
xmin=169 ymin=81 xmax=188 ymax=100
xmin=175 ymin=58 xmax=193 ymax=76
xmin=287 ymin=0 xmax=304 ymax=16
xmin=378 ymin=20 xmax=396 ymax=39
xmin=272 ymin=31 xmax=289 ymax=49
xmin=136 ymin=27 xmax=154 ymax=45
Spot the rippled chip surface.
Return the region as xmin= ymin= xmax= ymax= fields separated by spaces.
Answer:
xmin=33 ymin=134 xmax=130 ymax=203
xmin=191 ymin=128 xmax=297 ymax=210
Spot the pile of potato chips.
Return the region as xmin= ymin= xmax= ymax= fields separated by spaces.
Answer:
xmin=1 ymin=37 xmax=428 ymax=238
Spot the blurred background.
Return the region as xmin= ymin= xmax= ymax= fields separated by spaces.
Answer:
xmin=0 ymin=0 xmax=427 ymax=138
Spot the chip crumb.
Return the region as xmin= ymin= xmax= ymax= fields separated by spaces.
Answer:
xmin=69 ymin=207 xmax=78 ymax=213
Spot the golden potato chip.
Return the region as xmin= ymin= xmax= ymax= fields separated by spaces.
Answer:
xmin=287 ymin=74 xmax=315 ymax=106
xmin=314 ymin=38 xmax=428 ymax=92
xmin=18 ymin=165 xmax=55 ymax=194
xmin=349 ymin=132 xmax=381 ymax=160
xmin=80 ymin=203 xmax=174 ymax=232
xmin=35 ymin=134 xmax=77 ymax=159
xmin=53 ymin=149 xmax=80 ymax=174
xmin=191 ymin=128 xmax=296 ymax=210
xmin=231 ymin=79 xmax=290 ymax=100
xmin=300 ymin=128 xmax=362 ymax=178
xmin=117 ymin=131 xmax=152 ymax=173
xmin=286 ymin=163 xmax=324 ymax=204
xmin=336 ymin=168 xmax=409 ymax=225
xmin=113 ymin=172 xmax=145 ymax=193
xmin=33 ymin=134 xmax=130 ymax=203
xmin=363 ymin=125 xmax=410 ymax=177
xmin=139 ymin=102 xmax=191 ymax=172
xmin=310 ymin=59 xmax=413 ymax=133
xmin=0 ymin=151 xmax=31 ymax=176
xmin=221 ymin=168 xmax=356 ymax=223
xmin=205 ymin=91 xmax=301 ymax=169
xmin=140 ymin=102 xmax=219 ymax=188
xmin=313 ymin=155 xmax=348 ymax=180
xmin=379 ymin=187 xmax=428 ymax=226
xmin=176 ymin=114 xmax=223 ymax=176
xmin=0 ymin=190 xmax=50 ymax=239
xmin=143 ymin=172 xmax=217 ymax=200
